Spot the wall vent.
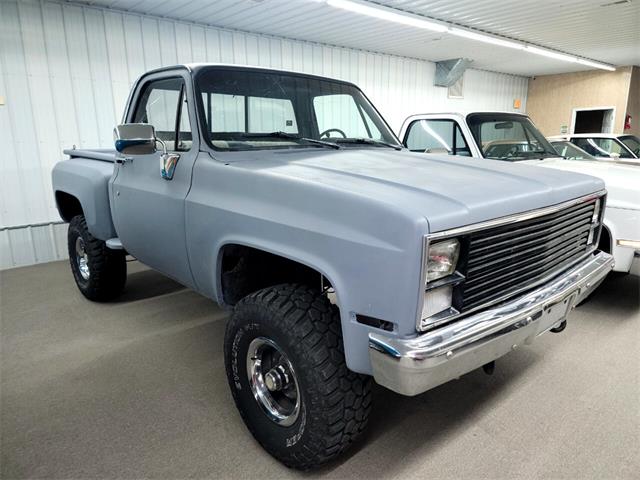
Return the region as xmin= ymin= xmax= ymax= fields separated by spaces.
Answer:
xmin=434 ymin=58 xmax=472 ymax=87
xmin=448 ymin=75 xmax=464 ymax=99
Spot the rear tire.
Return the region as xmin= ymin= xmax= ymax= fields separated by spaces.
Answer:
xmin=224 ymin=284 xmax=371 ymax=470
xmin=67 ymin=215 xmax=126 ymax=301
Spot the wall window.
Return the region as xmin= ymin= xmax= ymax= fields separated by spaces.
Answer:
xmin=202 ymin=93 xmax=298 ymax=134
xmin=313 ymin=94 xmax=382 ymax=139
xmin=404 ymin=119 xmax=470 ymax=156
xmin=133 ymin=77 xmax=192 ymax=151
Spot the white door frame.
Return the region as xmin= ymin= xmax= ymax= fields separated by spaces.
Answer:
xmin=570 ymin=106 xmax=616 ymax=134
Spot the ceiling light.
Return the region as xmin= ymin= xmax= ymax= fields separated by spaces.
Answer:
xmin=523 ymin=46 xmax=577 ymax=62
xmin=448 ymin=27 xmax=524 ymax=50
xmin=327 ymin=0 xmax=448 ymax=32
xmin=326 ymin=0 xmax=616 ymax=72
xmin=575 ymin=58 xmax=616 ymax=71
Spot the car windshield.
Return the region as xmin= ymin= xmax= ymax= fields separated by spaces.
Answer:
xmin=466 ymin=113 xmax=558 ymax=161
xmin=620 ymin=135 xmax=640 ymax=157
xmin=550 ymin=141 xmax=596 ymax=160
xmin=194 ymin=67 xmax=400 ymax=151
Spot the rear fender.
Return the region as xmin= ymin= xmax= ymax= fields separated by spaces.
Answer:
xmin=52 ymin=158 xmax=117 ymax=240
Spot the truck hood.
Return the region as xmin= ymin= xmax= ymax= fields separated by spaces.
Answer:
xmin=528 ymin=158 xmax=639 ymax=210
xmin=223 ymin=149 xmax=605 ymax=232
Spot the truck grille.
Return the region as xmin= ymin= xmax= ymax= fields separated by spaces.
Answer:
xmin=460 ymin=198 xmax=598 ymax=312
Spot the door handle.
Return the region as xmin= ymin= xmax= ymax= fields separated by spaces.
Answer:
xmin=115 ymin=156 xmax=133 ymax=165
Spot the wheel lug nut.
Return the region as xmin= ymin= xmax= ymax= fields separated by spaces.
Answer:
xmin=265 ymin=369 xmax=283 ymax=391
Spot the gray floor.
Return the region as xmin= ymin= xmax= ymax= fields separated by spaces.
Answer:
xmin=1 ymin=260 xmax=638 ymax=480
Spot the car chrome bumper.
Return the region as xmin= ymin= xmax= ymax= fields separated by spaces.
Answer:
xmin=369 ymin=251 xmax=614 ymax=396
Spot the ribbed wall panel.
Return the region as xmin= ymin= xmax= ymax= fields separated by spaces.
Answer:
xmin=0 ymin=0 xmax=528 ymax=270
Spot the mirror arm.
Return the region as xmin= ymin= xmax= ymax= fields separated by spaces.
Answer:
xmin=155 ymin=137 xmax=168 ymax=156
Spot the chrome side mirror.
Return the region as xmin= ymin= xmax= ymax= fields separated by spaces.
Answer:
xmin=113 ymin=123 xmax=157 ymax=155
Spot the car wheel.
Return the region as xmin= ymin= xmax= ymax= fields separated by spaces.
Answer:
xmin=67 ymin=215 xmax=126 ymax=301
xmin=224 ymin=284 xmax=371 ymax=470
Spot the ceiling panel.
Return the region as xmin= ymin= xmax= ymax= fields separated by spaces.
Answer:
xmin=72 ymin=0 xmax=640 ymax=76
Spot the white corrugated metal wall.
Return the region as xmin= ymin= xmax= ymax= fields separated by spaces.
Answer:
xmin=0 ymin=0 xmax=529 ymax=270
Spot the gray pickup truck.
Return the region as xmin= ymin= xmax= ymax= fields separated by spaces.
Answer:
xmin=52 ymin=64 xmax=614 ymax=469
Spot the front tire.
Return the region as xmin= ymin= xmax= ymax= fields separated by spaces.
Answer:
xmin=67 ymin=215 xmax=126 ymax=301
xmin=224 ymin=284 xmax=371 ymax=470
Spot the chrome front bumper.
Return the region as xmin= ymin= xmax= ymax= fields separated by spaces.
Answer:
xmin=369 ymin=251 xmax=614 ymax=396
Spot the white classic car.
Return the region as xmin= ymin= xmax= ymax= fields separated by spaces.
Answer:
xmin=400 ymin=112 xmax=640 ymax=275
xmin=548 ymin=133 xmax=640 ymax=163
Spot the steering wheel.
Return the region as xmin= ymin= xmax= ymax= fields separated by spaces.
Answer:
xmin=320 ymin=128 xmax=347 ymax=139
xmin=505 ymin=145 xmax=521 ymax=158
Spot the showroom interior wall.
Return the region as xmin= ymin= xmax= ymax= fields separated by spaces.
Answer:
xmin=0 ymin=0 xmax=529 ymax=270
xmin=526 ymin=66 xmax=635 ymax=136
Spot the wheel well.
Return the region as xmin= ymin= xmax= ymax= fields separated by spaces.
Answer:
xmin=55 ymin=191 xmax=83 ymax=222
xmin=598 ymin=225 xmax=611 ymax=254
xmin=219 ymin=244 xmax=329 ymax=305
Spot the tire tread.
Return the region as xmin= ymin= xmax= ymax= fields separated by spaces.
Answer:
xmin=225 ymin=284 xmax=371 ymax=470
xmin=68 ymin=215 xmax=126 ymax=301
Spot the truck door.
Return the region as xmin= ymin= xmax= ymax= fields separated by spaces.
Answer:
xmin=111 ymin=72 xmax=198 ymax=287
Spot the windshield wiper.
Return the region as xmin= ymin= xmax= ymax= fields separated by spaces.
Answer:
xmin=334 ymin=137 xmax=402 ymax=150
xmin=239 ymin=132 xmax=341 ymax=149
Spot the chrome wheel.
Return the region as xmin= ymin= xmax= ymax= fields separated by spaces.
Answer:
xmin=246 ymin=337 xmax=300 ymax=426
xmin=75 ymin=236 xmax=90 ymax=280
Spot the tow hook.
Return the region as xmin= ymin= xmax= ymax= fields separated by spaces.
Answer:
xmin=482 ymin=361 xmax=495 ymax=375
xmin=550 ymin=320 xmax=567 ymax=333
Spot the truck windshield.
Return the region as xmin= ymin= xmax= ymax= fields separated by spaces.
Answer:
xmin=467 ymin=113 xmax=558 ymax=161
xmin=194 ymin=67 xmax=400 ymax=151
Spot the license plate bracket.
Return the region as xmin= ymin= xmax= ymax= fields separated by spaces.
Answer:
xmin=539 ymin=292 xmax=577 ymax=335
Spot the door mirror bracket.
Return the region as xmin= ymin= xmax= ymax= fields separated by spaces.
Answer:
xmin=160 ymin=152 xmax=180 ymax=181
xmin=114 ymin=123 xmax=179 ymax=180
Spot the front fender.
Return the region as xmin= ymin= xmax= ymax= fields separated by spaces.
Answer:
xmin=603 ymin=208 xmax=640 ymax=272
xmin=204 ymin=233 xmax=417 ymax=376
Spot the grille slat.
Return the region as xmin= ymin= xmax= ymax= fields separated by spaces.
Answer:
xmin=464 ymin=240 xmax=588 ymax=303
xmin=460 ymin=199 xmax=597 ymax=312
xmin=469 ymin=210 xmax=593 ymax=256
xmin=465 ymin=236 xmax=589 ymax=289
xmin=467 ymin=224 xmax=592 ymax=272
xmin=470 ymin=203 xmax=594 ymax=247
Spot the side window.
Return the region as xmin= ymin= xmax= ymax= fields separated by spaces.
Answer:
xmin=572 ymin=138 xmax=598 ymax=156
xmin=404 ymin=119 xmax=470 ymax=156
xmin=573 ymin=137 xmax=633 ymax=158
xmin=202 ymin=93 xmax=298 ymax=134
xmin=133 ymin=77 xmax=192 ymax=151
xmin=313 ymin=94 xmax=382 ymax=139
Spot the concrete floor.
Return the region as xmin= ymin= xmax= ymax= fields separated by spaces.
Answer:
xmin=1 ymin=260 xmax=638 ymax=479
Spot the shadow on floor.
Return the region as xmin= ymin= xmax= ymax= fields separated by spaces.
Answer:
xmin=584 ymin=272 xmax=639 ymax=314
xmin=114 ymin=266 xmax=187 ymax=303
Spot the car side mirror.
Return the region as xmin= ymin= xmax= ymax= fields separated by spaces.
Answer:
xmin=113 ymin=123 xmax=158 ymax=155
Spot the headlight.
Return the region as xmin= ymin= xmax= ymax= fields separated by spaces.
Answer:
xmin=426 ymin=239 xmax=460 ymax=283
xmin=418 ymin=238 xmax=462 ymax=331
xmin=422 ymin=285 xmax=453 ymax=319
